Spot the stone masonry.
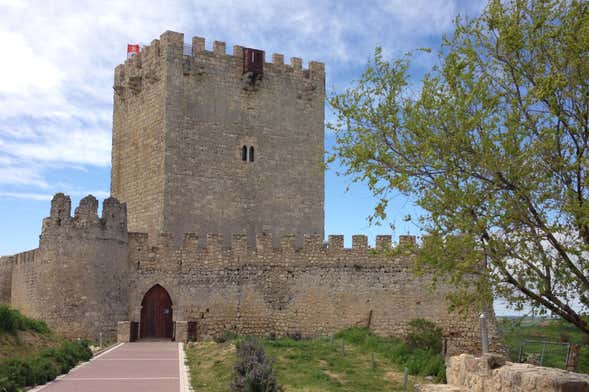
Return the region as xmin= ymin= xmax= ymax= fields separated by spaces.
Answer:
xmin=416 ymin=353 xmax=589 ymax=392
xmin=0 ymin=31 xmax=498 ymax=354
xmin=111 ymin=31 xmax=324 ymax=244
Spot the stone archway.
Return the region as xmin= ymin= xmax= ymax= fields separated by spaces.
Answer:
xmin=140 ymin=284 xmax=173 ymax=340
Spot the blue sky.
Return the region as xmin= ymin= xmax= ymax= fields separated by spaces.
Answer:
xmin=0 ymin=0 xmax=525 ymax=314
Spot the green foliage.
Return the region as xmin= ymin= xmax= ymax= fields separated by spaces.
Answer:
xmin=0 ymin=305 xmax=50 ymax=335
xmin=329 ymin=0 xmax=589 ymax=335
xmin=214 ymin=331 xmax=238 ymax=344
xmin=405 ymin=318 xmax=443 ymax=353
xmin=187 ymin=328 xmax=441 ymax=391
xmin=335 ymin=327 xmax=446 ymax=382
xmin=499 ymin=317 xmax=589 ymax=373
xmin=0 ymin=339 xmax=91 ymax=391
xmin=231 ymin=338 xmax=282 ymax=392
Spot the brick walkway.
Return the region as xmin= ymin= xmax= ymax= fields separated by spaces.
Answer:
xmin=32 ymin=342 xmax=187 ymax=392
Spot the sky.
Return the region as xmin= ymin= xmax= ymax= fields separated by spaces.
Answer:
xmin=0 ymin=0 xmax=525 ymax=314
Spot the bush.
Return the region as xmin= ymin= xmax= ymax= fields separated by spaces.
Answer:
xmin=214 ymin=331 xmax=238 ymax=344
xmin=0 ymin=305 xmax=49 ymax=334
xmin=0 ymin=340 xmax=91 ymax=391
xmin=286 ymin=331 xmax=303 ymax=341
xmin=405 ymin=319 xmax=443 ymax=353
xmin=405 ymin=348 xmax=446 ymax=382
xmin=230 ymin=338 xmax=282 ymax=392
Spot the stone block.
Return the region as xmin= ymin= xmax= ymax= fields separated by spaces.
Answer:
xmin=176 ymin=321 xmax=188 ymax=342
xmin=117 ymin=321 xmax=130 ymax=343
xmin=414 ymin=385 xmax=464 ymax=392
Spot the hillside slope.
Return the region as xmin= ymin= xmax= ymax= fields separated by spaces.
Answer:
xmin=0 ymin=305 xmax=92 ymax=392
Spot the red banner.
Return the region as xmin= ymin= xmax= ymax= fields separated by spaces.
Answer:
xmin=127 ymin=44 xmax=140 ymax=58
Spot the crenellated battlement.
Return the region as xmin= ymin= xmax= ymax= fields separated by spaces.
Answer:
xmin=12 ymin=249 xmax=38 ymax=265
xmin=41 ymin=193 xmax=127 ymax=242
xmin=127 ymin=231 xmax=417 ymax=270
xmin=114 ymin=30 xmax=325 ymax=94
xmin=128 ymin=231 xmax=415 ymax=252
xmin=0 ymin=249 xmax=38 ymax=267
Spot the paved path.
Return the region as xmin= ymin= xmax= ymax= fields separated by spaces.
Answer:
xmin=32 ymin=342 xmax=187 ymax=392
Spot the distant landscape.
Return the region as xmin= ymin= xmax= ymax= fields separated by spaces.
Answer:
xmin=498 ymin=316 xmax=589 ymax=373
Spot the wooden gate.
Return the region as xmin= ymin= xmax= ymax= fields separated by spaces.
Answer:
xmin=140 ymin=284 xmax=173 ymax=339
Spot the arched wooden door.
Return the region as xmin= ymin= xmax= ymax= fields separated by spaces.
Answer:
xmin=140 ymin=284 xmax=173 ymax=340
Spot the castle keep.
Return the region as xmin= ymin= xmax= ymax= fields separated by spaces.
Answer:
xmin=0 ymin=31 xmax=495 ymax=355
xmin=111 ymin=31 xmax=324 ymax=243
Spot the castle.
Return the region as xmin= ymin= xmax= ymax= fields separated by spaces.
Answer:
xmin=0 ymin=31 xmax=495 ymax=354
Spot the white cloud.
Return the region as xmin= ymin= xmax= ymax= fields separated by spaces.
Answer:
xmin=0 ymin=191 xmax=52 ymax=201
xmin=0 ymin=0 xmax=483 ymax=196
xmin=0 ymin=126 xmax=111 ymax=166
xmin=0 ymin=164 xmax=50 ymax=188
xmin=0 ymin=32 xmax=63 ymax=94
xmin=379 ymin=0 xmax=458 ymax=33
xmin=0 ymin=190 xmax=110 ymax=201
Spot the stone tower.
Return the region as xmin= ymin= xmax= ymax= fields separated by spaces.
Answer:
xmin=111 ymin=31 xmax=325 ymax=242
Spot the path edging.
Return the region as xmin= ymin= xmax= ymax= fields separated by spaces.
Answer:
xmin=27 ymin=343 xmax=125 ymax=392
xmin=179 ymin=342 xmax=194 ymax=392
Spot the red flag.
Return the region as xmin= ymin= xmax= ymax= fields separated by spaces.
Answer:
xmin=127 ymin=44 xmax=140 ymax=58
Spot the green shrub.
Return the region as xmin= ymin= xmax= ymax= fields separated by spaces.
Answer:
xmin=0 ymin=305 xmax=50 ymax=334
xmin=22 ymin=318 xmax=50 ymax=334
xmin=405 ymin=319 xmax=443 ymax=353
xmin=0 ymin=376 xmax=19 ymax=392
xmin=286 ymin=331 xmax=303 ymax=341
xmin=214 ymin=331 xmax=238 ymax=344
xmin=29 ymin=357 xmax=59 ymax=385
xmin=405 ymin=349 xmax=446 ymax=382
xmin=231 ymin=338 xmax=282 ymax=392
xmin=0 ymin=305 xmax=18 ymax=333
xmin=0 ymin=340 xmax=91 ymax=391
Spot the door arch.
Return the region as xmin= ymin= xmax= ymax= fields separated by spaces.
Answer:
xmin=140 ymin=284 xmax=173 ymax=340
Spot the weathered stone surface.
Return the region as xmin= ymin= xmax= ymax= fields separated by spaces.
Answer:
xmin=0 ymin=255 xmax=14 ymax=303
xmin=9 ymin=196 xmax=128 ymax=340
xmin=175 ymin=320 xmax=188 ymax=342
xmin=111 ymin=31 xmax=325 ymax=244
xmin=117 ymin=321 xmax=130 ymax=343
xmin=445 ymin=354 xmax=589 ymax=392
xmin=414 ymin=385 xmax=464 ymax=392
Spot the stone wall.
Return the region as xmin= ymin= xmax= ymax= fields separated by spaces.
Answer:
xmin=127 ymin=232 xmax=496 ymax=355
xmin=417 ymin=353 xmax=589 ymax=391
xmin=7 ymin=250 xmax=37 ymax=314
xmin=112 ymin=31 xmax=325 ymax=243
xmin=3 ymin=193 xmax=499 ymax=354
xmin=0 ymin=254 xmax=14 ymax=303
xmin=111 ymin=34 xmax=166 ymax=238
xmin=10 ymin=194 xmax=129 ymax=340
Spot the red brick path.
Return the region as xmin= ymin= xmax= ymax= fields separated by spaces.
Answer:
xmin=32 ymin=342 xmax=181 ymax=392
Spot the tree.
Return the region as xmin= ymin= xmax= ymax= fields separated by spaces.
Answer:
xmin=328 ymin=0 xmax=589 ymax=334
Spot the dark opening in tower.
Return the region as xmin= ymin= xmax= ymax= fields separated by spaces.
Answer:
xmin=243 ymin=48 xmax=264 ymax=77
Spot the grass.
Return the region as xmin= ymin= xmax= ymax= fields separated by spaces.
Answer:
xmin=0 ymin=304 xmax=49 ymax=335
xmin=185 ymin=328 xmax=444 ymax=391
xmin=499 ymin=316 xmax=589 ymax=373
xmin=0 ymin=329 xmax=64 ymax=361
xmin=0 ymin=305 xmax=93 ymax=392
xmin=0 ymin=305 xmax=59 ymax=362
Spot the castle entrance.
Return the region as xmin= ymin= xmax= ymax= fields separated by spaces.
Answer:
xmin=140 ymin=284 xmax=173 ymax=340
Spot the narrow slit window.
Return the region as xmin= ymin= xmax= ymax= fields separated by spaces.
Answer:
xmin=249 ymin=146 xmax=254 ymax=162
xmin=242 ymin=146 xmax=247 ymax=161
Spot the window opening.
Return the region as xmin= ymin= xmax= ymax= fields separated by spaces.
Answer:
xmin=242 ymin=146 xmax=247 ymax=161
xmin=249 ymin=146 xmax=255 ymax=162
